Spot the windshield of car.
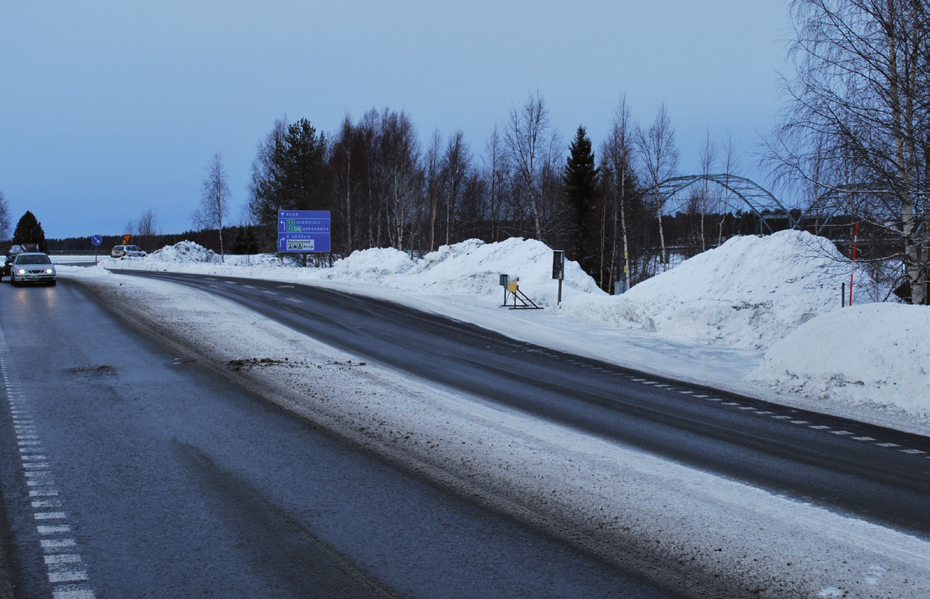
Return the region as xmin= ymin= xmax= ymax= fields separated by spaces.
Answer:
xmin=15 ymin=254 xmax=51 ymax=265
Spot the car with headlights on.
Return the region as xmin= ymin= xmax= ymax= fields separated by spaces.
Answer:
xmin=9 ymin=253 xmax=56 ymax=286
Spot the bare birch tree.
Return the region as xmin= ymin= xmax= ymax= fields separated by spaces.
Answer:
xmin=698 ymin=129 xmax=717 ymax=252
xmin=504 ymin=91 xmax=559 ymax=240
xmin=768 ymin=0 xmax=929 ymax=304
xmin=601 ymin=96 xmax=639 ymax=292
xmin=637 ymin=103 xmax=679 ymax=267
xmin=442 ymin=130 xmax=470 ymax=246
xmin=718 ymin=133 xmax=739 ymax=246
xmin=0 ymin=190 xmax=11 ymax=241
xmin=424 ymin=130 xmax=443 ymax=251
xmin=484 ymin=126 xmax=509 ymax=242
xmin=136 ymin=208 xmax=159 ymax=252
xmin=195 ymin=152 xmax=231 ymax=261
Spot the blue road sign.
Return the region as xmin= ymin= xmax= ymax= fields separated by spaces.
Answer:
xmin=91 ymin=235 xmax=103 ymax=246
xmin=277 ymin=210 xmax=331 ymax=253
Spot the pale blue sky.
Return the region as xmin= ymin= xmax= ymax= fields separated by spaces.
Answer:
xmin=1 ymin=0 xmax=792 ymax=239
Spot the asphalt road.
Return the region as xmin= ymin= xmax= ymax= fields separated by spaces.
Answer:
xmin=117 ymin=271 xmax=930 ymax=540
xmin=0 ymin=279 xmax=681 ymax=597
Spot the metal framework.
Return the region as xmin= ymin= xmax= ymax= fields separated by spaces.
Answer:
xmin=654 ymin=174 xmax=797 ymax=233
xmin=799 ymin=182 xmax=927 ymax=235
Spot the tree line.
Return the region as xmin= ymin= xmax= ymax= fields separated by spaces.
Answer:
xmin=240 ymin=94 xmax=761 ymax=293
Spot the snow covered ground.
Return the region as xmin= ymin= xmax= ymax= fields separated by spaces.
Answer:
xmin=64 ymin=230 xmax=929 ymax=433
xmin=54 ymin=231 xmax=930 ymax=598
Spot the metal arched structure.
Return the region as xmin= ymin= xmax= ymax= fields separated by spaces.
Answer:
xmin=653 ymin=174 xmax=797 ymax=234
xmin=800 ymin=182 xmax=920 ymax=235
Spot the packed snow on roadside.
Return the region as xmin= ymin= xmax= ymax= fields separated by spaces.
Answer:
xmin=92 ymin=229 xmax=928 ymax=427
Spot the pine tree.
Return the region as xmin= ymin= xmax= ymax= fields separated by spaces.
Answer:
xmin=232 ymin=225 xmax=260 ymax=255
xmin=562 ymin=126 xmax=599 ymax=273
xmin=248 ymin=118 xmax=327 ymax=248
xmin=12 ymin=211 xmax=48 ymax=253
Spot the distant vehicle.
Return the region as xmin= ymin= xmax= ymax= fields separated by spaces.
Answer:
xmin=111 ymin=245 xmax=147 ymax=258
xmin=9 ymin=253 xmax=56 ymax=287
xmin=1 ymin=244 xmax=40 ymax=280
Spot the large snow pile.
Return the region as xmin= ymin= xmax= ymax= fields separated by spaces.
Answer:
xmin=563 ymin=231 xmax=883 ymax=350
xmin=750 ymin=303 xmax=930 ymax=418
xmin=149 ymin=241 xmax=222 ymax=263
xmin=323 ymin=237 xmax=601 ymax=300
xmin=324 ymin=247 xmax=416 ymax=280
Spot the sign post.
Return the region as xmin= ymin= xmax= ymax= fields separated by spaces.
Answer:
xmin=552 ymin=250 xmax=565 ymax=306
xmin=91 ymin=234 xmax=102 ymax=264
xmin=277 ymin=210 xmax=331 ymax=254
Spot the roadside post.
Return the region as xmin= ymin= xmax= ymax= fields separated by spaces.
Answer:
xmin=91 ymin=234 xmax=102 ymax=264
xmin=848 ymin=221 xmax=859 ymax=307
xmin=499 ymin=274 xmax=509 ymax=306
xmin=552 ymin=250 xmax=565 ymax=306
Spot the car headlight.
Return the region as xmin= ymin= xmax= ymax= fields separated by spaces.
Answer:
xmin=45 ymin=269 xmax=54 ymax=274
xmin=16 ymin=269 xmax=24 ymax=275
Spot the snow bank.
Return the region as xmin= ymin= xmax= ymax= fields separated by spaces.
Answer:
xmin=562 ymin=231 xmax=883 ymax=350
xmin=749 ymin=303 xmax=930 ymax=419
xmin=324 ymin=247 xmax=415 ymax=279
xmin=322 ymin=237 xmax=601 ymax=300
xmin=149 ymin=241 xmax=222 ymax=263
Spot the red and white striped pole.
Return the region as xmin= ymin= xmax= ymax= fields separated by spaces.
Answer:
xmin=849 ymin=221 xmax=859 ymax=307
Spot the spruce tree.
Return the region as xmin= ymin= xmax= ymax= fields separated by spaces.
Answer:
xmin=562 ymin=126 xmax=599 ymax=273
xmin=12 ymin=211 xmax=48 ymax=253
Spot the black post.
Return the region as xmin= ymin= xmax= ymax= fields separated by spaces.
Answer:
xmin=552 ymin=250 xmax=565 ymax=306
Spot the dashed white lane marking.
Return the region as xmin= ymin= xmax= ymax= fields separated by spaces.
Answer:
xmin=53 ymin=585 xmax=96 ymax=599
xmin=853 ymin=437 xmax=876 ymax=441
xmin=901 ymin=449 xmax=925 ymax=455
xmin=810 ymin=425 xmax=831 ymax=430
xmin=877 ymin=443 xmax=901 ymax=448
xmin=35 ymin=512 xmax=67 ymax=521
xmin=830 ymin=431 xmax=854 ymax=436
xmin=0 ymin=331 xmax=97 ymax=599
